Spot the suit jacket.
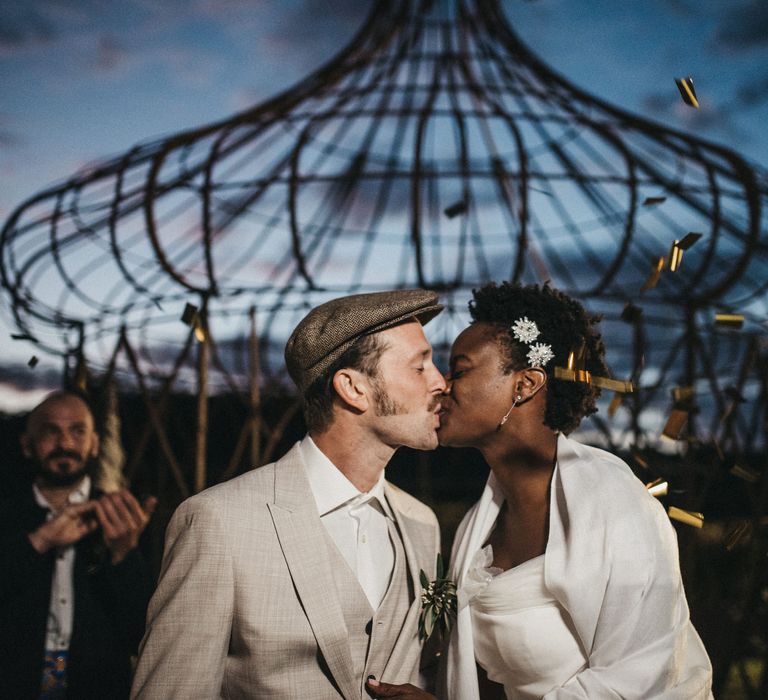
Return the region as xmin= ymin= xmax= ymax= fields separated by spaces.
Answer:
xmin=0 ymin=483 xmax=152 ymax=700
xmin=131 ymin=442 xmax=440 ymax=700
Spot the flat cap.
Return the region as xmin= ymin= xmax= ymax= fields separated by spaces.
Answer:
xmin=285 ymin=289 xmax=443 ymax=392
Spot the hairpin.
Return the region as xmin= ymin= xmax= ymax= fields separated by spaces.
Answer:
xmin=511 ymin=317 xmax=554 ymax=368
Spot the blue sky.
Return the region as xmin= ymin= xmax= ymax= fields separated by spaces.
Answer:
xmin=1 ymin=0 xmax=767 ymax=409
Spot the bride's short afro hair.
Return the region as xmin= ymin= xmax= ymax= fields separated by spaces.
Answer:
xmin=469 ymin=281 xmax=608 ymax=434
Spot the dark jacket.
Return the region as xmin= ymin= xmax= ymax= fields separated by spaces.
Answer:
xmin=0 ymin=484 xmax=153 ymax=700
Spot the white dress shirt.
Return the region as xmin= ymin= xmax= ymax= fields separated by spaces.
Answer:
xmin=33 ymin=475 xmax=91 ymax=651
xmin=300 ymin=437 xmax=395 ymax=610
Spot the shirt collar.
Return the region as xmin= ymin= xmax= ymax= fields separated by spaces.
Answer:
xmin=33 ymin=475 xmax=91 ymax=511
xmin=300 ymin=436 xmax=393 ymax=519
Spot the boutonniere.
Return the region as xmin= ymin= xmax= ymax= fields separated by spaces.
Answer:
xmin=418 ymin=553 xmax=457 ymax=643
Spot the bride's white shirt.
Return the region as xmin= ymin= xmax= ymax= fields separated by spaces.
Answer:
xmin=467 ymin=545 xmax=587 ymax=698
xmin=442 ymin=434 xmax=713 ymax=700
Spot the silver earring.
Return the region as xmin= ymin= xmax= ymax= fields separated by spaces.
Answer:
xmin=497 ymin=395 xmax=522 ymax=430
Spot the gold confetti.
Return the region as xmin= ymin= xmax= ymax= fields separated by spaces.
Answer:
xmin=640 ymin=256 xmax=666 ymax=293
xmin=662 ymin=409 xmax=688 ymax=440
xmin=28 ymin=355 xmax=39 ymax=368
xmin=730 ymin=464 xmax=760 ymax=484
xmin=632 ymin=451 xmax=651 ymax=471
xmin=443 ymin=200 xmax=467 ymax=218
xmin=593 ymin=376 xmax=634 ymax=393
xmin=646 ymin=478 xmax=669 ymax=498
xmin=554 ymin=366 xmax=634 ymax=393
xmin=668 ymin=506 xmax=704 ymax=528
xmin=668 ymin=240 xmax=684 ymax=272
xmin=566 ymin=340 xmax=587 ymax=371
xmin=620 ymin=302 xmax=642 ymax=323
xmin=715 ymin=313 xmax=744 ymax=328
xmin=181 ymin=303 xmax=199 ymax=326
xmin=671 ymin=386 xmax=695 ymax=402
xmin=675 ymin=76 xmax=700 ymax=108
xmin=678 ymin=232 xmax=702 ymax=250
xmin=608 ymin=394 xmax=623 ymax=418
xmin=643 ymin=196 xmax=667 ymax=206
xmin=724 ymin=520 xmax=752 ymax=551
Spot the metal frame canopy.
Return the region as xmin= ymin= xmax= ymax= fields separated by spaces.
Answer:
xmin=1 ymin=0 xmax=767 ymax=455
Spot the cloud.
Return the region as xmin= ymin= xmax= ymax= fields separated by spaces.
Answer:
xmin=0 ymin=4 xmax=55 ymax=50
xmin=641 ymin=91 xmax=745 ymax=139
xmin=735 ymin=73 xmax=768 ymax=107
xmin=715 ymin=1 xmax=768 ymax=50
xmin=265 ymin=0 xmax=369 ymax=70
xmin=92 ymin=35 xmax=128 ymax=72
xmin=0 ymin=362 xmax=60 ymax=393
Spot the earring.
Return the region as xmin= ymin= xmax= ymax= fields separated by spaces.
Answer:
xmin=497 ymin=395 xmax=523 ymax=430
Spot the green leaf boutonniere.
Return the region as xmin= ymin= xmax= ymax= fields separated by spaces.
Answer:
xmin=418 ymin=553 xmax=457 ymax=643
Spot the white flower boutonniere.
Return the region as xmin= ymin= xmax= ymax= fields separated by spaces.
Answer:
xmin=418 ymin=553 xmax=457 ymax=643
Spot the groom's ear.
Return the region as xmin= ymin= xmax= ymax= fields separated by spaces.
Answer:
xmin=331 ymin=368 xmax=371 ymax=413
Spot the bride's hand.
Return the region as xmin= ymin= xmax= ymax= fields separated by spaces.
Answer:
xmin=365 ymin=678 xmax=437 ymax=699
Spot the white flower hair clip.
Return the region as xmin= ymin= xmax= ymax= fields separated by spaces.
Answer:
xmin=527 ymin=342 xmax=554 ymax=368
xmin=511 ymin=317 xmax=540 ymax=344
xmin=510 ymin=317 xmax=554 ymax=368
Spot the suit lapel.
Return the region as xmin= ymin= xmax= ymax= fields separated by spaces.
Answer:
xmin=267 ymin=446 xmax=358 ymax=700
xmin=383 ymin=483 xmax=436 ymax=673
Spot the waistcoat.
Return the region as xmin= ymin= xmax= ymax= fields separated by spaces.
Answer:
xmin=324 ymin=517 xmax=413 ymax=698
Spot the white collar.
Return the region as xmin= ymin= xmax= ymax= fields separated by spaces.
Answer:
xmin=33 ymin=474 xmax=92 ymax=511
xmin=300 ymin=436 xmax=392 ymax=518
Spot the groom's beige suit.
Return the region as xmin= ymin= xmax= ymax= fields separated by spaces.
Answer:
xmin=131 ymin=442 xmax=440 ymax=699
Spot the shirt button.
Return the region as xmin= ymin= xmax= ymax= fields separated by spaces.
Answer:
xmin=361 ymin=534 xmax=367 ymax=544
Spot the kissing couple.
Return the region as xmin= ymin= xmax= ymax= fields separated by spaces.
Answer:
xmin=132 ymin=283 xmax=712 ymax=700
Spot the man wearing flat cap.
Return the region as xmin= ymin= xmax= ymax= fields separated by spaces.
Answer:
xmin=132 ymin=289 xmax=446 ymax=700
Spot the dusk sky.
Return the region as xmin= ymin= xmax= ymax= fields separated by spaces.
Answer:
xmin=1 ymin=0 xmax=768 ymax=410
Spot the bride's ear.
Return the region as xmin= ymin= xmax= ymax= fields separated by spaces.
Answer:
xmin=517 ymin=367 xmax=547 ymax=402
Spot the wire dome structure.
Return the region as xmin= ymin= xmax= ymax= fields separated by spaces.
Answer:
xmin=2 ymin=0 xmax=768 ymax=463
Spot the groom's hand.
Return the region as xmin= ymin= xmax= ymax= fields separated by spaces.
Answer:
xmin=366 ymin=678 xmax=437 ymax=699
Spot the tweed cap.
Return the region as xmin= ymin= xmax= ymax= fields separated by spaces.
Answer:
xmin=285 ymin=289 xmax=443 ymax=392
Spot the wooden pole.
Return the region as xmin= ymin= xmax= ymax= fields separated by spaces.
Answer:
xmin=195 ymin=306 xmax=209 ymax=494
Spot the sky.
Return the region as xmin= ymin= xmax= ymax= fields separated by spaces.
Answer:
xmin=1 ymin=0 xmax=767 ymax=410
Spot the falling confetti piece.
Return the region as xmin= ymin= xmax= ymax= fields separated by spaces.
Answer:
xmin=443 ymin=200 xmax=467 ymax=218
xmin=620 ymin=302 xmax=642 ymax=323
xmin=677 ymin=232 xmax=702 ymax=250
xmin=668 ymin=240 xmax=684 ymax=272
xmin=668 ymin=506 xmax=704 ymax=528
xmin=181 ymin=303 xmax=199 ymax=326
xmin=715 ymin=313 xmax=744 ymax=328
xmin=675 ymin=76 xmax=699 ymax=108
xmin=646 ymin=478 xmax=669 ymax=498
xmin=608 ymin=394 xmax=623 ymax=418
xmin=724 ymin=520 xmax=752 ymax=551
xmin=730 ymin=464 xmax=760 ymax=484
xmin=671 ymin=386 xmax=695 ymax=402
xmin=662 ymin=409 xmax=688 ymax=440
xmin=640 ymin=256 xmax=666 ymax=293
xmin=554 ymin=366 xmax=634 ymax=393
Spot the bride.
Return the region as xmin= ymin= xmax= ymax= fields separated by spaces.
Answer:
xmin=367 ymin=282 xmax=713 ymax=699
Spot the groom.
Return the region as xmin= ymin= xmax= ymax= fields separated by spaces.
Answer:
xmin=131 ymin=289 xmax=445 ymax=699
